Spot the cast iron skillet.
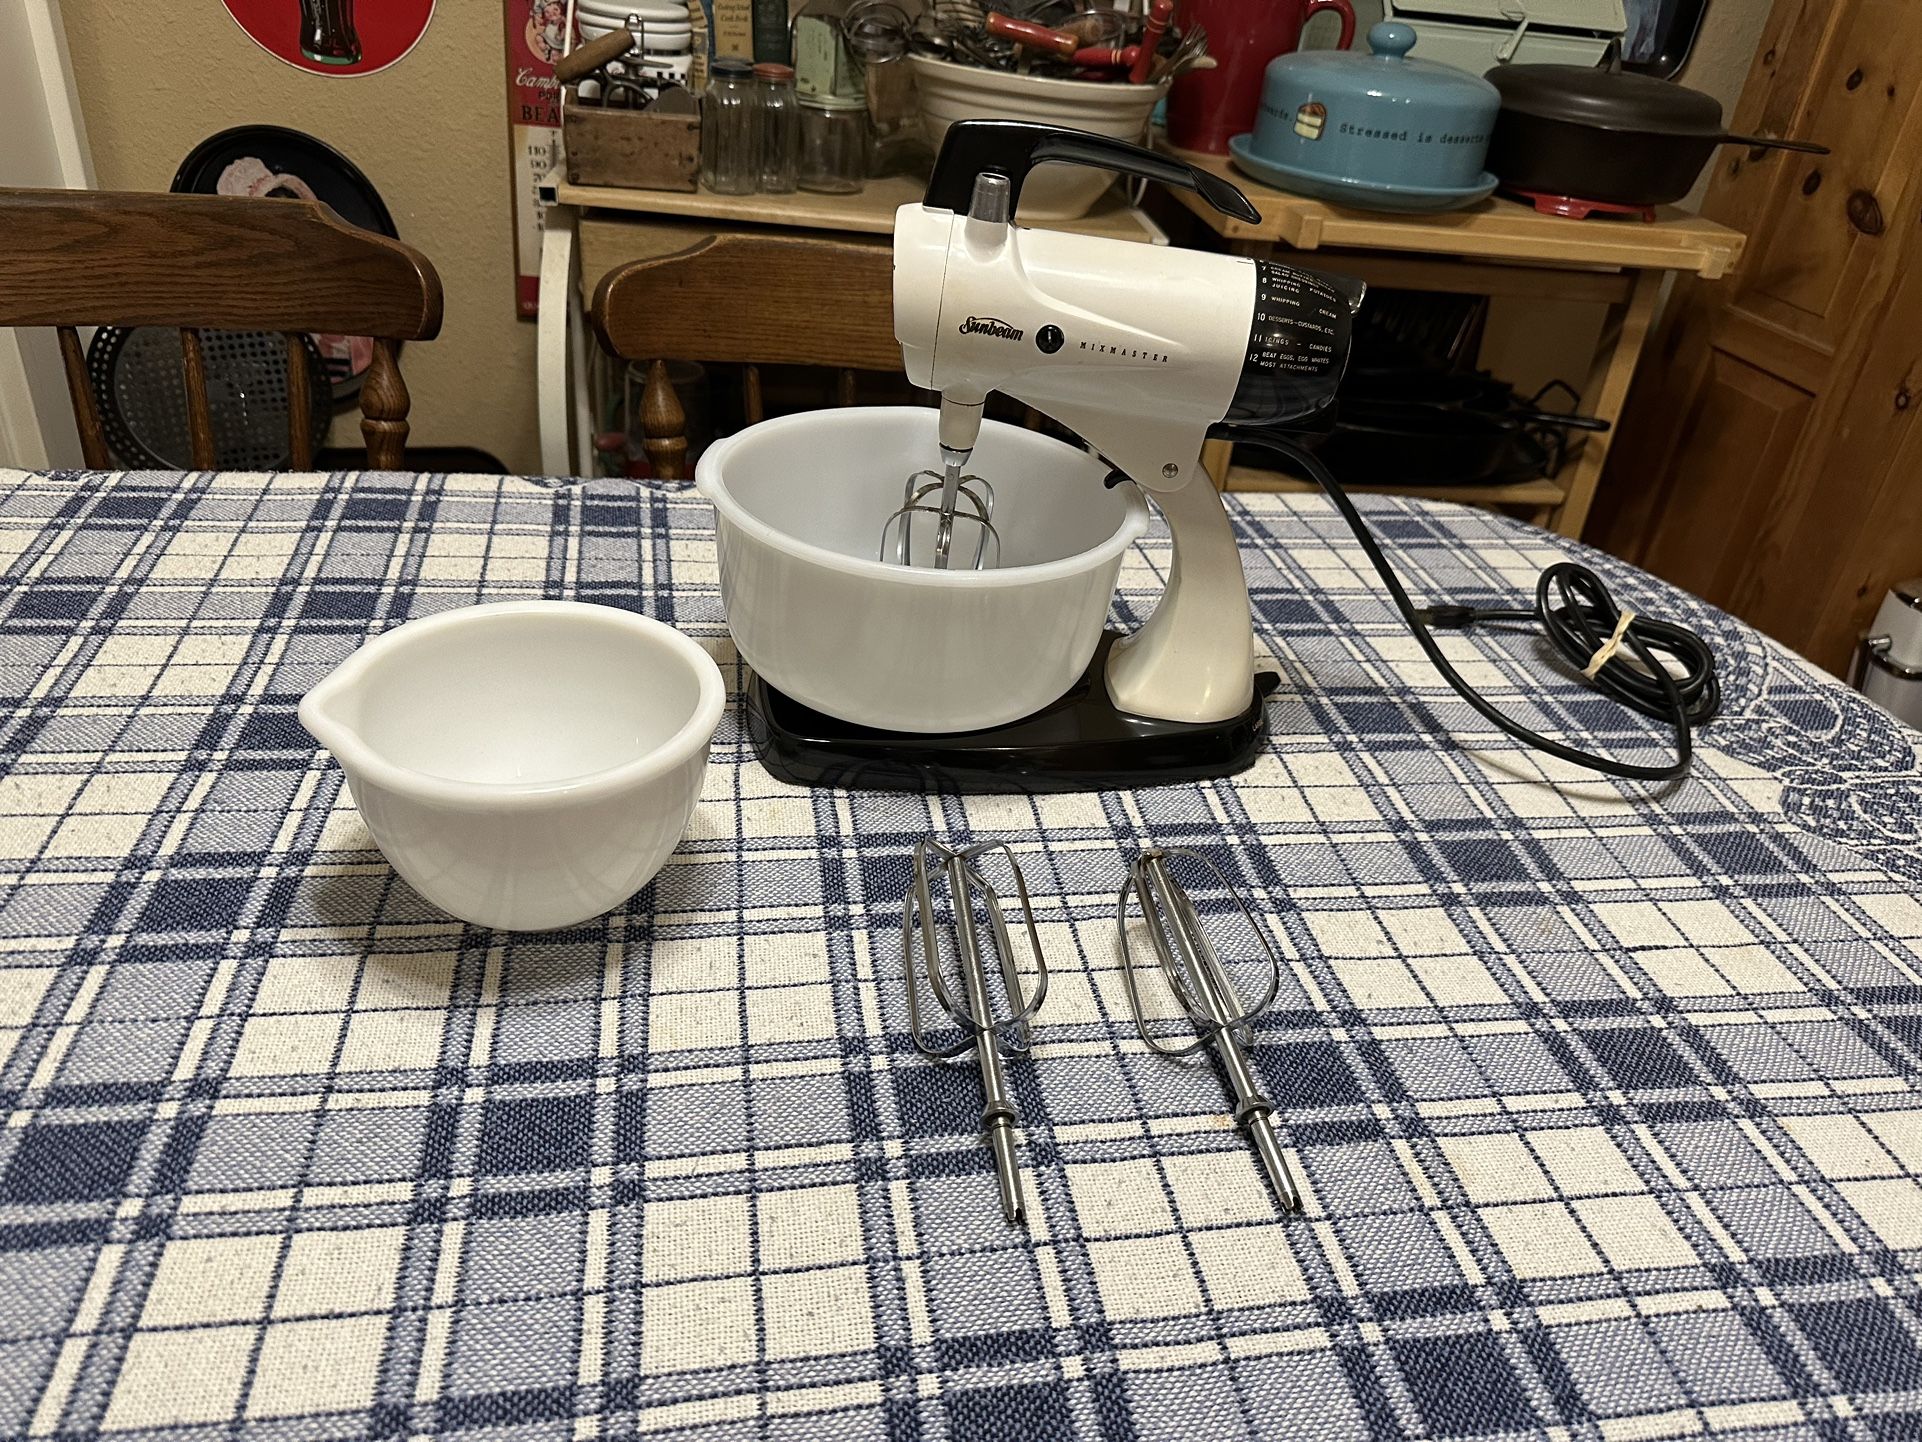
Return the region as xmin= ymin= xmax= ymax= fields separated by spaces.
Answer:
xmin=1485 ymin=58 xmax=1827 ymax=208
xmin=1300 ymin=404 xmax=1561 ymax=487
xmin=1342 ymin=370 xmax=1612 ymax=433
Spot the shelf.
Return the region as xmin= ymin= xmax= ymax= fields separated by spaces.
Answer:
xmin=1223 ymin=465 xmax=1568 ymax=508
xmin=553 ymin=173 xmax=1162 ymax=244
xmin=1163 ymin=146 xmax=1747 ymax=279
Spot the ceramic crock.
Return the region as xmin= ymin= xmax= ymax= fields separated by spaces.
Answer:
xmin=1243 ymin=22 xmax=1499 ymax=190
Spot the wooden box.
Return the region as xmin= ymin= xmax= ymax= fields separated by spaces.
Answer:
xmin=562 ymin=89 xmax=700 ymax=191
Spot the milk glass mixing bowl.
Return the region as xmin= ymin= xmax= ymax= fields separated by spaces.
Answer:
xmin=299 ymin=601 xmax=725 ymax=931
xmin=696 ymin=408 xmax=1150 ymax=733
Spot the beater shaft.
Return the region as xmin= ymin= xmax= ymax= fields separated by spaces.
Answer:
xmin=1144 ymin=853 xmax=1301 ymax=1212
xmin=1120 ymin=848 xmax=1302 ymax=1216
xmin=933 ymin=449 xmax=968 ymax=570
xmin=945 ymin=844 xmax=1027 ymax=1224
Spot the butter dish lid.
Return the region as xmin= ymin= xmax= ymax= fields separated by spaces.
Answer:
xmin=1268 ymin=22 xmax=1501 ymax=107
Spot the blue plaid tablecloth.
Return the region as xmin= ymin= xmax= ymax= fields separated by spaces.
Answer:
xmin=3 ymin=465 xmax=1922 ymax=1442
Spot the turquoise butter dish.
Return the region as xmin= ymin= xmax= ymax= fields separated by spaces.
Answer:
xmin=1231 ymin=22 xmax=1500 ymax=213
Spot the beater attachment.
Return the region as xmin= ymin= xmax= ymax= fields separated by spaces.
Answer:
xmin=879 ymin=459 xmax=1000 ymax=569
xmin=903 ymin=838 xmax=1048 ymax=1223
xmin=1117 ymin=847 xmax=1302 ymax=1213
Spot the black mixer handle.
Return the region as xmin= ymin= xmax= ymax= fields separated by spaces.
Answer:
xmin=923 ymin=120 xmax=1261 ymax=225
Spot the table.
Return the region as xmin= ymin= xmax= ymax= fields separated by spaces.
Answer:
xmin=1159 ymin=147 xmax=1747 ymax=540
xmin=534 ymin=174 xmax=1166 ymax=478
xmin=5 ymin=466 xmax=1922 ymax=1441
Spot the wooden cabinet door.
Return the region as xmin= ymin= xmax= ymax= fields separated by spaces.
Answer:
xmin=1590 ymin=0 xmax=1922 ymax=673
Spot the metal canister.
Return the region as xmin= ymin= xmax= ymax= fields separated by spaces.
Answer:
xmin=1852 ymin=580 xmax=1922 ymax=727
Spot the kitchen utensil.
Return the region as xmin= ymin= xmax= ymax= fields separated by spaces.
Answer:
xmin=556 ymin=25 xmax=636 ymax=83
xmin=299 ymin=602 xmax=724 ymax=931
xmin=171 ymin=126 xmax=396 ymax=403
xmin=880 ymin=459 xmax=999 ymax=569
xmin=902 ymin=837 xmax=1048 ymax=1225
xmin=1056 ymin=4 xmax=1128 ymax=49
xmin=1117 ymin=847 xmax=1301 ymax=1214
xmin=985 ymin=10 xmax=1078 ymax=56
xmin=1146 ymin=23 xmax=1208 ymax=84
xmin=85 ymin=326 xmax=332 ymax=472
xmin=1165 ymin=0 xmax=1354 ymax=154
xmin=1227 ymin=138 xmax=1497 ymax=212
xmin=907 ymin=58 xmax=1170 ymax=218
xmin=1484 ymin=57 xmax=1828 ymax=209
xmin=1232 ymin=22 xmax=1499 ymax=209
xmin=1381 ymin=0 xmax=1625 ymax=76
xmin=696 ymin=407 xmax=1149 ymax=733
xmin=1071 ymin=43 xmax=1137 ymax=70
xmin=1128 ymin=0 xmax=1171 ymax=83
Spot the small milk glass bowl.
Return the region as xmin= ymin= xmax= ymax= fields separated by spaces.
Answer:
xmin=299 ymin=601 xmax=725 ymax=931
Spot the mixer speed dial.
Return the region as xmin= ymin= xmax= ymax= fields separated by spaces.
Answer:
xmin=1222 ymin=261 xmax=1365 ymax=430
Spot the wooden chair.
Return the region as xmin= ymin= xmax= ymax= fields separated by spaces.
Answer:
xmin=0 ymin=188 xmax=443 ymax=469
xmin=590 ymin=232 xmax=897 ymax=480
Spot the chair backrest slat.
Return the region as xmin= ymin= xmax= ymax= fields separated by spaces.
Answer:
xmin=178 ymin=328 xmax=217 ymax=470
xmin=56 ymin=326 xmax=111 ymax=469
xmin=285 ymin=335 xmax=315 ymax=471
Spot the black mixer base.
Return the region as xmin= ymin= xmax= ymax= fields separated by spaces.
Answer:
xmin=744 ymin=633 xmax=1281 ymax=794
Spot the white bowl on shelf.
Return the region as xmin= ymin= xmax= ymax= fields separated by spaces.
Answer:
xmin=580 ymin=19 xmax=691 ymax=46
xmin=577 ymin=5 xmax=688 ymax=25
xmin=696 ymin=408 xmax=1150 ymax=733
xmin=908 ymin=56 xmax=1169 ymax=219
xmin=299 ymin=601 xmax=724 ymax=932
xmin=576 ymin=1 xmax=689 ymax=16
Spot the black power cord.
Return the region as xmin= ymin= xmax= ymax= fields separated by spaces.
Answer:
xmin=1235 ymin=433 xmax=1720 ymax=783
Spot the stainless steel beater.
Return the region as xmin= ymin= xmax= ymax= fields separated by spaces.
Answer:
xmin=878 ymin=459 xmax=1000 ymax=569
xmin=902 ymin=838 xmax=1048 ymax=1223
xmin=1117 ymin=847 xmax=1302 ymax=1214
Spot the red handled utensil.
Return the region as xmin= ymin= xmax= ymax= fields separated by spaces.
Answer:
xmin=984 ymin=11 xmax=1079 ymax=57
xmin=1130 ymin=0 xmax=1173 ymax=83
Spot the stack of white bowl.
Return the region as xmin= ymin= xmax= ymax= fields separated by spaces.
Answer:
xmin=576 ymin=0 xmax=693 ymax=56
xmin=907 ymin=58 xmax=1170 ymax=219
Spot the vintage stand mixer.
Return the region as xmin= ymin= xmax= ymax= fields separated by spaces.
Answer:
xmin=696 ymin=121 xmax=1718 ymax=793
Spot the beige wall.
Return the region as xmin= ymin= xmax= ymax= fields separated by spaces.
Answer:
xmin=61 ymin=1 xmax=541 ymax=472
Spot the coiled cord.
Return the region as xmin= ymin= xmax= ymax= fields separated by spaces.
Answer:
xmin=1238 ymin=433 xmax=1720 ymax=783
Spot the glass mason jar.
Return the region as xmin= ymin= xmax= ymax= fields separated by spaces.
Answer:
xmin=797 ymin=94 xmax=868 ymax=194
xmin=699 ymin=57 xmax=758 ymax=195
xmin=754 ymin=62 xmax=799 ymax=194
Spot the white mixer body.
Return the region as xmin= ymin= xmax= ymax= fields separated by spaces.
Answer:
xmin=894 ymin=203 xmax=1263 ymax=725
xmin=894 ymin=203 xmax=1253 ymax=496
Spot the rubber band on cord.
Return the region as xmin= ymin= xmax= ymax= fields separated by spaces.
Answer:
xmin=1582 ymin=609 xmax=1637 ymax=679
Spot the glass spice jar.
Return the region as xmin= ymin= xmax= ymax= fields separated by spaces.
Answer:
xmin=699 ymin=56 xmax=758 ymax=195
xmin=797 ymin=92 xmax=868 ymax=193
xmin=754 ymin=61 xmax=799 ymax=194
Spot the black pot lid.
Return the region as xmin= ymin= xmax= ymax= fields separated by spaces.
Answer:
xmin=1485 ymin=63 xmax=1725 ymax=135
xmin=171 ymin=126 xmax=399 ymax=404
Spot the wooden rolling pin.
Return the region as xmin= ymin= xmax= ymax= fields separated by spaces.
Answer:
xmin=555 ymin=27 xmax=636 ymax=85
